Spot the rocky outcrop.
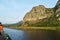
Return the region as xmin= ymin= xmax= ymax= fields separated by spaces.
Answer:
xmin=23 ymin=5 xmax=54 ymax=23
xmin=54 ymin=0 xmax=60 ymax=20
xmin=23 ymin=0 xmax=60 ymax=27
xmin=23 ymin=5 xmax=46 ymax=22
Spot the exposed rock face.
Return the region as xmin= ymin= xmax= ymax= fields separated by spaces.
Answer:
xmin=23 ymin=0 xmax=60 ymax=26
xmin=54 ymin=0 xmax=60 ymax=20
xmin=23 ymin=5 xmax=45 ymax=22
xmin=23 ymin=5 xmax=54 ymax=23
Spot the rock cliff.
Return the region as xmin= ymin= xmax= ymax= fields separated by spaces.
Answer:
xmin=23 ymin=0 xmax=60 ymax=27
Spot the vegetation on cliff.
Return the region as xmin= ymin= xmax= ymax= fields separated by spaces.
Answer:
xmin=23 ymin=0 xmax=60 ymax=27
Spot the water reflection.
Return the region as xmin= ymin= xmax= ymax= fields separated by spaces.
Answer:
xmin=4 ymin=28 xmax=56 ymax=40
xmin=56 ymin=28 xmax=60 ymax=40
xmin=23 ymin=29 xmax=56 ymax=40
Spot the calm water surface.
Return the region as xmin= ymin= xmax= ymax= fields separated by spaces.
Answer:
xmin=3 ymin=28 xmax=56 ymax=40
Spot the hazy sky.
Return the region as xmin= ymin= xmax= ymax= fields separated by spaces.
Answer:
xmin=0 ymin=0 xmax=58 ymax=24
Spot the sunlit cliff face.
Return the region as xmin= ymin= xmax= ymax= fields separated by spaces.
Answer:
xmin=22 ymin=0 xmax=60 ymax=26
xmin=23 ymin=5 xmax=53 ymax=22
xmin=55 ymin=0 xmax=60 ymax=20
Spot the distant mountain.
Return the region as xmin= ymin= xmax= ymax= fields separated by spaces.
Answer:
xmin=22 ymin=0 xmax=60 ymax=27
xmin=3 ymin=21 xmax=23 ymax=27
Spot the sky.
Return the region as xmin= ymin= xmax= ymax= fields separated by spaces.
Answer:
xmin=0 ymin=0 xmax=58 ymax=24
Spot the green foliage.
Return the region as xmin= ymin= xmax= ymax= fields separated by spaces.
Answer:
xmin=25 ymin=15 xmax=60 ymax=27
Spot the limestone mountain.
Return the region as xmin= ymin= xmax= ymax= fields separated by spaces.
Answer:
xmin=23 ymin=5 xmax=53 ymax=22
xmin=23 ymin=0 xmax=60 ymax=27
xmin=54 ymin=0 xmax=60 ymax=20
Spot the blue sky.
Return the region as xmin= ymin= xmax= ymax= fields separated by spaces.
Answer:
xmin=0 ymin=0 xmax=58 ymax=24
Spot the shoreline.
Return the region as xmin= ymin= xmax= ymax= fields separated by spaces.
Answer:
xmin=20 ymin=27 xmax=56 ymax=30
xmin=4 ymin=27 xmax=56 ymax=30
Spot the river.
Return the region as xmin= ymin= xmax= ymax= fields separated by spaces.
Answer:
xmin=3 ymin=28 xmax=24 ymax=40
xmin=3 ymin=28 xmax=56 ymax=40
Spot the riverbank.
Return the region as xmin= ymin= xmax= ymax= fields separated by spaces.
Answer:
xmin=20 ymin=27 xmax=56 ymax=30
xmin=4 ymin=27 xmax=56 ymax=30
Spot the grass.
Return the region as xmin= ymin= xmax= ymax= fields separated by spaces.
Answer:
xmin=19 ymin=27 xmax=56 ymax=30
xmin=4 ymin=26 xmax=56 ymax=30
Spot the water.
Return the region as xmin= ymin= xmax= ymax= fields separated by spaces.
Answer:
xmin=23 ymin=29 xmax=56 ymax=40
xmin=3 ymin=28 xmax=24 ymax=40
xmin=3 ymin=28 xmax=56 ymax=40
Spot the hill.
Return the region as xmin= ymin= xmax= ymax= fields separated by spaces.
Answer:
xmin=22 ymin=0 xmax=60 ymax=27
xmin=3 ymin=21 xmax=23 ymax=27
